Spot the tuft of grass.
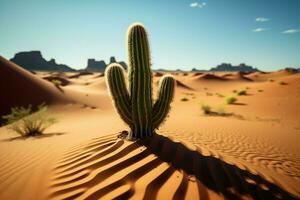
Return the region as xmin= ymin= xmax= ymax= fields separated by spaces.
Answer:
xmin=51 ymin=79 xmax=62 ymax=87
xmin=201 ymin=104 xmax=212 ymax=115
xmin=217 ymin=104 xmax=226 ymax=115
xmin=216 ymin=93 xmax=224 ymax=98
xmin=257 ymin=89 xmax=263 ymax=92
xmin=279 ymin=81 xmax=287 ymax=85
xmin=2 ymin=104 xmax=56 ymax=137
xmin=237 ymin=89 xmax=247 ymax=96
xmin=181 ymin=97 xmax=189 ymax=101
xmin=232 ymin=90 xmax=237 ymax=93
xmin=225 ymin=96 xmax=237 ymax=104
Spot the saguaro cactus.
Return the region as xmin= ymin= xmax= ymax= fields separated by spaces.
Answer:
xmin=105 ymin=23 xmax=176 ymax=139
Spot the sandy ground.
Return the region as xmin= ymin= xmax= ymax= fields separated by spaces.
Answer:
xmin=0 ymin=57 xmax=299 ymax=199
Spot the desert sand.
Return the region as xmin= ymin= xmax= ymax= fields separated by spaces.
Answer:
xmin=0 ymin=56 xmax=299 ymax=199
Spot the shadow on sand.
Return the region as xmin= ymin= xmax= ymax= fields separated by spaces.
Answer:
xmin=49 ymin=133 xmax=297 ymax=200
xmin=139 ymin=134 xmax=297 ymax=200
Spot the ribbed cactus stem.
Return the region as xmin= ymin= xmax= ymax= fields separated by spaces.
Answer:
xmin=105 ymin=23 xmax=176 ymax=140
xmin=127 ymin=23 xmax=153 ymax=138
xmin=152 ymin=75 xmax=176 ymax=129
xmin=105 ymin=64 xmax=132 ymax=128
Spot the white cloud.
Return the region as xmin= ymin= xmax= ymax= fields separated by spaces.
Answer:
xmin=282 ymin=29 xmax=299 ymax=34
xmin=253 ymin=28 xmax=269 ymax=32
xmin=256 ymin=17 xmax=270 ymax=22
xmin=190 ymin=2 xmax=198 ymax=7
xmin=190 ymin=2 xmax=206 ymax=8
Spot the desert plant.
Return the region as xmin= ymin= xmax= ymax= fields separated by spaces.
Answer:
xmin=105 ymin=23 xmax=176 ymax=139
xmin=51 ymin=79 xmax=62 ymax=87
xmin=279 ymin=81 xmax=287 ymax=85
xmin=237 ymin=89 xmax=247 ymax=96
xmin=2 ymin=104 xmax=56 ymax=137
xmin=181 ymin=97 xmax=189 ymax=101
xmin=217 ymin=104 xmax=226 ymax=114
xmin=201 ymin=104 xmax=212 ymax=115
xmin=225 ymin=96 xmax=237 ymax=104
xmin=216 ymin=93 xmax=224 ymax=98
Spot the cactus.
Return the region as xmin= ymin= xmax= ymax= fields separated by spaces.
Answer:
xmin=105 ymin=23 xmax=176 ymax=139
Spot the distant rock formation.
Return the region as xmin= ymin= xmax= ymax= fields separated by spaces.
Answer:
xmin=210 ymin=63 xmax=258 ymax=72
xmin=284 ymin=67 xmax=299 ymax=74
xmin=84 ymin=57 xmax=127 ymax=72
xmin=191 ymin=68 xmax=207 ymax=72
xmin=10 ymin=51 xmax=75 ymax=72
xmin=85 ymin=59 xmax=107 ymax=72
xmin=118 ymin=61 xmax=128 ymax=70
xmin=109 ymin=56 xmax=117 ymax=64
xmin=109 ymin=56 xmax=127 ymax=70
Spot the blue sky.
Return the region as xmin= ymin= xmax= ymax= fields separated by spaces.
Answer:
xmin=0 ymin=0 xmax=299 ymax=71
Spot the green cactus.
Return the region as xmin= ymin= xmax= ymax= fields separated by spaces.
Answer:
xmin=105 ymin=23 xmax=176 ymax=139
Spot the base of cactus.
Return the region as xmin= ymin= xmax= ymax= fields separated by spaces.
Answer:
xmin=127 ymin=128 xmax=154 ymax=140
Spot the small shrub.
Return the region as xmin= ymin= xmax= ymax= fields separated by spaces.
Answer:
xmin=51 ymin=79 xmax=62 ymax=87
xmin=279 ymin=81 xmax=287 ymax=85
xmin=269 ymin=79 xmax=274 ymax=82
xmin=232 ymin=90 xmax=237 ymax=93
xmin=201 ymin=104 xmax=212 ymax=114
xmin=237 ymin=90 xmax=247 ymax=96
xmin=217 ymin=105 xmax=226 ymax=115
xmin=225 ymin=96 xmax=237 ymax=104
xmin=258 ymin=89 xmax=263 ymax=92
xmin=2 ymin=104 xmax=56 ymax=137
xmin=216 ymin=93 xmax=224 ymax=98
xmin=181 ymin=97 xmax=189 ymax=101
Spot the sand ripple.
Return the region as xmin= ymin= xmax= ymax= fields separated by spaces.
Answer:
xmin=49 ymin=133 xmax=297 ymax=200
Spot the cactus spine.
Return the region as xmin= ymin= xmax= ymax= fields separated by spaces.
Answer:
xmin=105 ymin=23 xmax=175 ymax=139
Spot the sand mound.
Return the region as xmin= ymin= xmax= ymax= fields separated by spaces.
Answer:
xmin=0 ymin=56 xmax=69 ymax=119
xmin=176 ymin=80 xmax=194 ymax=90
xmin=49 ymin=133 xmax=295 ymax=200
xmin=222 ymin=72 xmax=253 ymax=82
xmin=154 ymin=72 xmax=164 ymax=77
xmin=155 ymin=79 xmax=193 ymax=90
xmin=197 ymin=74 xmax=227 ymax=81
xmin=43 ymin=76 xmax=71 ymax=86
xmin=192 ymin=72 xmax=203 ymax=76
xmin=93 ymin=73 xmax=104 ymax=78
xmin=68 ymin=71 xmax=94 ymax=79
xmin=87 ymin=79 xmax=107 ymax=91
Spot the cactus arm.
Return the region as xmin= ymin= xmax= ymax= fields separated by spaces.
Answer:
xmin=127 ymin=23 xmax=153 ymax=138
xmin=152 ymin=75 xmax=176 ymax=130
xmin=105 ymin=64 xmax=132 ymax=127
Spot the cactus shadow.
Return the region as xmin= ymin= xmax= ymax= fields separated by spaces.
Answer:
xmin=138 ymin=134 xmax=296 ymax=200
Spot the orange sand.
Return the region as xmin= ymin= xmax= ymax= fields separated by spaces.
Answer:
xmin=0 ymin=57 xmax=299 ymax=199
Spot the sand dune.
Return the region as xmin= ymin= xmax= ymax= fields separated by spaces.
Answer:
xmin=0 ymin=68 xmax=299 ymax=199
xmin=221 ymin=72 xmax=253 ymax=82
xmin=175 ymin=80 xmax=194 ymax=90
xmin=68 ymin=72 xmax=94 ymax=79
xmin=196 ymin=74 xmax=227 ymax=81
xmin=43 ymin=76 xmax=71 ymax=86
xmin=0 ymin=56 xmax=70 ymax=119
